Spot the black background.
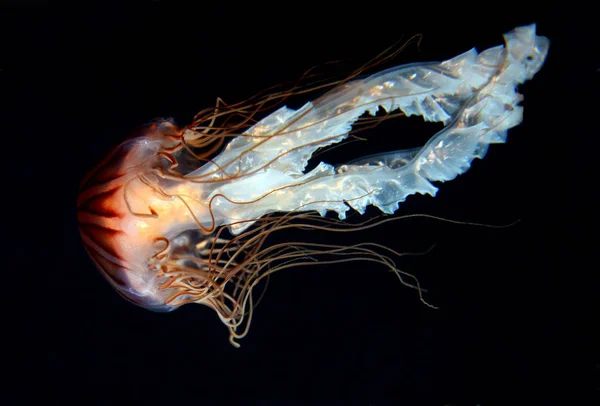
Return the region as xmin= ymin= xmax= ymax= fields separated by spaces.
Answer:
xmin=2 ymin=2 xmax=596 ymax=405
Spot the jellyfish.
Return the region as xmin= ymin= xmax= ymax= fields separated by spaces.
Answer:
xmin=77 ymin=25 xmax=548 ymax=346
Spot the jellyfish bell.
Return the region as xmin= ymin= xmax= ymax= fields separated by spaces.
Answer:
xmin=77 ymin=121 xmax=182 ymax=311
xmin=77 ymin=24 xmax=549 ymax=346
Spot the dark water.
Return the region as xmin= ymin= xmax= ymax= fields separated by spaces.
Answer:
xmin=3 ymin=2 xmax=595 ymax=405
